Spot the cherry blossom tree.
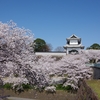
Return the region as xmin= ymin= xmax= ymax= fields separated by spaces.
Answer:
xmin=1 ymin=21 xmax=100 ymax=93
xmin=34 ymin=54 xmax=93 ymax=90
xmin=0 ymin=21 xmax=48 ymax=92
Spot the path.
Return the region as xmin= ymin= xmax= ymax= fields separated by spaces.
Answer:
xmin=7 ymin=97 xmax=37 ymax=100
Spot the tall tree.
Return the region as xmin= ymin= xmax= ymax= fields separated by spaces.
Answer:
xmin=34 ymin=38 xmax=52 ymax=52
xmin=0 ymin=21 xmax=48 ymax=92
xmin=87 ymin=43 xmax=100 ymax=50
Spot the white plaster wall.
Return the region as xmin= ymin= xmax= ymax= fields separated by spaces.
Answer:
xmin=70 ymin=40 xmax=78 ymax=45
xmin=35 ymin=52 xmax=66 ymax=56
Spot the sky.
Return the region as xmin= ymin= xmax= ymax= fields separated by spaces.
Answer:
xmin=0 ymin=0 xmax=100 ymax=50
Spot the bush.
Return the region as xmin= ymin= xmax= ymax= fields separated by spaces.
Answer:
xmin=22 ymin=84 xmax=32 ymax=90
xmin=3 ymin=83 xmax=33 ymax=91
xmin=3 ymin=83 xmax=12 ymax=90
xmin=56 ymin=84 xmax=72 ymax=91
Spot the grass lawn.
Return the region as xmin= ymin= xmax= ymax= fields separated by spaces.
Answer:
xmin=86 ymin=80 xmax=100 ymax=100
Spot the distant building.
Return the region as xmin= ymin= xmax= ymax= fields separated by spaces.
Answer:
xmin=63 ymin=34 xmax=84 ymax=54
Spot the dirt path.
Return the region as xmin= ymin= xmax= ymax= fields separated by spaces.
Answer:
xmin=7 ymin=97 xmax=37 ymax=100
xmin=4 ymin=89 xmax=76 ymax=100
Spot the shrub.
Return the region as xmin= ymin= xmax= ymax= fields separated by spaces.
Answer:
xmin=3 ymin=83 xmax=33 ymax=91
xmin=3 ymin=83 xmax=12 ymax=90
xmin=22 ymin=84 xmax=32 ymax=90
xmin=56 ymin=84 xmax=72 ymax=91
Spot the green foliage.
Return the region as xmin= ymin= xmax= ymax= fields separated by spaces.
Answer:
xmin=3 ymin=83 xmax=12 ymax=90
xmin=33 ymin=38 xmax=51 ymax=52
xmin=3 ymin=83 xmax=33 ymax=90
xmin=22 ymin=84 xmax=32 ymax=90
xmin=87 ymin=43 xmax=100 ymax=50
xmin=56 ymin=84 xmax=63 ymax=90
xmin=56 ymin=84 xmax=72 ymax=91
xmin=34 ymin=38 xmax=46 ymax=52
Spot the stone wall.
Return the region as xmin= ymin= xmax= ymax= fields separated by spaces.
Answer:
xmin=76 ymin=80 xmax=98 ymax=100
